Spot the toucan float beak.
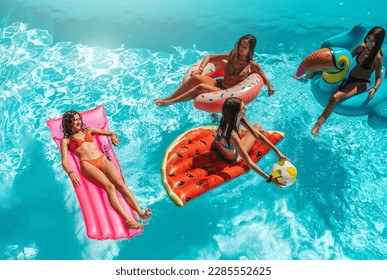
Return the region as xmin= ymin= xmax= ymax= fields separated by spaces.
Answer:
xmin=295 ymin=48 xmax=336 ymax=77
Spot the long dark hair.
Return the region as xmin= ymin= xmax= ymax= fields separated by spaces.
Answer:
xmin=362 ymin=26 xmax=385 ymax=69
xmin=61 ymin=110 xmax=84 ymax=138
xmin=229 ymin=34 xmax=257 ymax=63
xmin=218 ymin=97 xmax=244 ymax=146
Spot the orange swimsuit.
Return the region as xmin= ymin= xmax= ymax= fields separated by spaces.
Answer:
xmin=69 ymin=131 xmax=105 ymax=170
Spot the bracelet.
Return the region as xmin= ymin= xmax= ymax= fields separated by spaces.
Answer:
xmin=371 ymin=87 xmax=378 ymax=92
xmin=199 ymin=66 xmax=204 ymax=71
xmin=68 ymin=171 xmax=74 ymax=176
xmin=110 ymin=132 xmax=117 ymax=137
xmin=266 ymin=175 xmax=273 ymax=183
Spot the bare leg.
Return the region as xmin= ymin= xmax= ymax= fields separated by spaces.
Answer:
xmin=101 ymin=159 xmax=152 ymax=220
xmin=311 ymin=83 xmax=367 ymax=136
xmin=81 ymin=160 xmax=145 ymax=229
xmin=155 ymin=75 xmax=219 ymax=106
xmin=156 ymin=75 xmax=206 ymax=101
xmin=157 ymin=83 xmax=221 ymax=106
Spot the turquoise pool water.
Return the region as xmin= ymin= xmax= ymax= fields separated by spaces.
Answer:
xmin=0 ymin=1 xmax=386 ymax=260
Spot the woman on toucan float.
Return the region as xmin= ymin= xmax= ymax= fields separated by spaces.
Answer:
xmin=299 ymin=26 xmax=385 ymax=136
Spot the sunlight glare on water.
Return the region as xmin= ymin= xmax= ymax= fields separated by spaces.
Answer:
xmin=0 ymin=0 xmax=386 ymax=260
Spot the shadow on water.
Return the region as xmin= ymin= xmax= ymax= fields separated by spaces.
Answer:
xmin=112 ymin=126 xmax=226 ymax=259
xmin=295 ymin=139 xmax=349 ymax=224
xmin=118 ymin=196 xmax=225 ymax=260
xmin=278 ymin=116 xmax=351 ymax=258
xmin=1 ymin=137 xmax=83 ymax=259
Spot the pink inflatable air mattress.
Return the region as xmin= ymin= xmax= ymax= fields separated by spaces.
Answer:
xmin=47 ymin=105 xmax=142 ymax=240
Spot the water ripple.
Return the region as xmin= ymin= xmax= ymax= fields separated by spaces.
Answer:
xmin=1 ymin=22 xmax=386 ymax=260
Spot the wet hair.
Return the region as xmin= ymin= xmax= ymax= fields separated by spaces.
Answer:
xmin=218 ymin=97 xmax=245 ymax=146
xmin=229 ymin=34 xmax=257 ymax=63
xmin=362 ymin=26 xmax=385 ymax=69
xmin=61 ymin=110 xmax=84 ymax=138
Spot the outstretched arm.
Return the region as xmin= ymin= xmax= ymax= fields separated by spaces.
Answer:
xmin=230 ymin=134 xmax=270 ymax=180
xmin=60 ymin=138 xmax=81 ymax=187
xmin=230 ymin=134 xmax=284 ymax=187
xmin=86 ymin=127 xmax=121 ymax=146
xmin=251 ymin=61 xmax=275 ymax=96
xmin=242 ymin=118 xmax=289 ymax=162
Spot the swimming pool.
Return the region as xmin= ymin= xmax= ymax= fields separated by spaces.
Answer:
xmin=0 ymin=0 xmax=386 ymax=260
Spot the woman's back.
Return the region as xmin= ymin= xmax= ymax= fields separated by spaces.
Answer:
xmin=213 ymin=129 xmax=239 ymax=163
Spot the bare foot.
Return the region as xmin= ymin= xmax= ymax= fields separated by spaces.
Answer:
xmin=311 ymin=121 xmax=322 ymax=136
xmin=311 ymin=116 xmax=325 ymax=137
xmin=292 ymin=74 xmax=301 ymax=80
xmin=124 ymin=219 xmax=146 ymax=229
xmin=311 ymin=125 xmax=320 ymax=136
xmin=154 ymin=99 xmax=170 ymax=107
xmin=139 ymin=208 xmax=152 ymax=220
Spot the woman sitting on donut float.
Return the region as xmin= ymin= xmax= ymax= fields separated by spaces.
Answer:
xmin=154 ymin=34 xmax=275 ymax=112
